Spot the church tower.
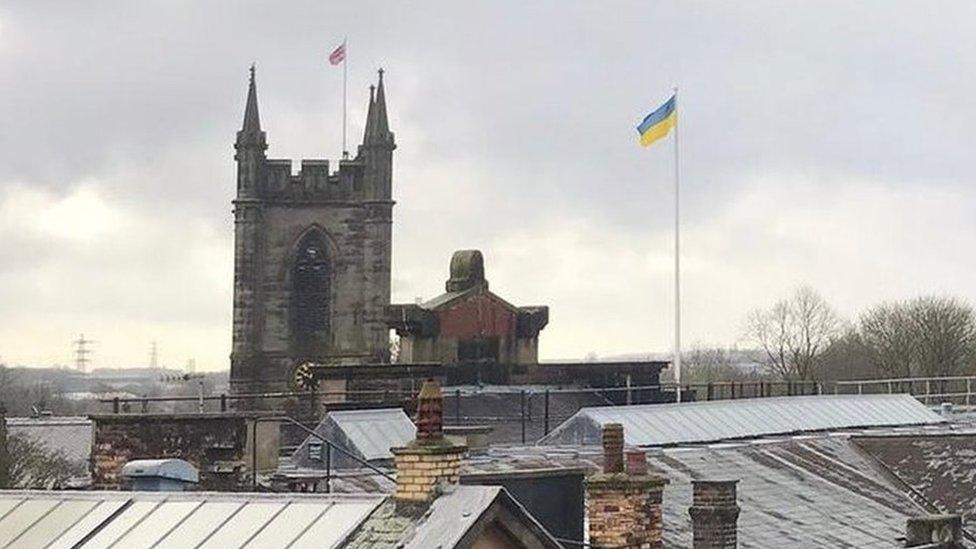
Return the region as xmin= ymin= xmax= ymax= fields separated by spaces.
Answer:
xmin=230 ymin=67 xmax=395 ymax=398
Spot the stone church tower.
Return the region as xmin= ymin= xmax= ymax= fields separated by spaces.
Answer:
xmin=230 ymin=66 xmax=395 ymax=395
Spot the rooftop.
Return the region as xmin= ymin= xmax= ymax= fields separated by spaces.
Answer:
xmin=538 ymin=393 xmax=944 ymax=447
xmin=290 ymin=408 xmax=415 ymax=469
xmin=0 ymin=486 xmax=556 ymax=548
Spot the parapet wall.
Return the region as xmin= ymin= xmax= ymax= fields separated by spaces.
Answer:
xmin=254 ymin=158 xmax=367 ymax=201
xmin=90 ymin=412 xmax=278 ymax=491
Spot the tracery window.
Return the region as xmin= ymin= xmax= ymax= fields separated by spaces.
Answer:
xmin=292 ymin=233 xmax=330 ymax=345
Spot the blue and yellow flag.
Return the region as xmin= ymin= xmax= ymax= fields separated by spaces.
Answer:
xmin=636 ymin=94 xmax=677 ymax=147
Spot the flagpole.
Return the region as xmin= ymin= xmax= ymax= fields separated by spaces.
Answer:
xmin=673 ymin=86 xmax=682 ymax=403
xmin=342 ymin=37 xmax=348 ymax=159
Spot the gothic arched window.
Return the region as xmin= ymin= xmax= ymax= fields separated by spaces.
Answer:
xmin=291 ymin=233 xmax=331 ymax=346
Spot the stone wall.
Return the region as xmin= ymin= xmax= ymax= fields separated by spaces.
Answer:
xmin=90 ymin=413 xmax=277 ymax=491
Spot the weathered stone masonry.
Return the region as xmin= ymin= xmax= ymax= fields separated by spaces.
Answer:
xmin=230 ymin=67 xmax=395 ymax=398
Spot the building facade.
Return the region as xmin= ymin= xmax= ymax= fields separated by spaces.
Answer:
xmin=230 ymin=67 xmax=395 ymax=395
xmin=388 ymin=250 xmax=549 ymax=375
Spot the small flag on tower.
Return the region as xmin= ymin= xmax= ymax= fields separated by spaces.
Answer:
xmin=636 ymin=94 xmax=677 ymax=147
xmin=329 ymin=42 xmax=346 ymax=65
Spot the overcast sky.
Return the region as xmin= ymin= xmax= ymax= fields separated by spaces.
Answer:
xmin=1 ymin=1 xmax=975 ymax=370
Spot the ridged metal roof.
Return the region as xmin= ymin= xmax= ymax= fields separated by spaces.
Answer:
xmin=329 ymin=409 xmax=416 ymax=461
xmin=291 ymin=408 xmax=415 ymax=469
xmin=0 ymin=491 xmax=382 ymax=549
xmin=538 ymin=394 xmax=944 ymax=447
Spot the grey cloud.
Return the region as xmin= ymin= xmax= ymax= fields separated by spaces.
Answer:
xmin=1 ymin=1 xmax=974 ymax=367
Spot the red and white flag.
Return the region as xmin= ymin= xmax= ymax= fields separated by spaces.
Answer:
xmin=328 ymin=43 xmax=346 ymax=65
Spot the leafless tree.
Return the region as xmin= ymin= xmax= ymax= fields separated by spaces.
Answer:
xmin=666 ymin=346 xmax=764 ymax=384
xmin=819 ymin=328 xmax=875 ymax=382
xmin=859 ymin=303 xmax=916 ymax=378
xmin=746 ymin=286 xmax=843 ymax=381
xmin=5 ymin=433 xmax=84 ymax=489
xmin=854 ymin=296 xmax=976 ymax=378
xmin=908 ymin=296 xmax=976 ymax=377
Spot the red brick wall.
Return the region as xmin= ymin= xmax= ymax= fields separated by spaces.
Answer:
xmin=437 ymin=294 xmax=516 ymax=340
xmin=91 ymin=413 xmax=256 ymax=491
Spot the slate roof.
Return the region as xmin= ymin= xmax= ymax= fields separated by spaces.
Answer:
xmin=6 ymin=416 xmax=93 ymax=464
xmin=461 ymin=436 xmax=947 ymax=548
xmin=854 ymin=433 xmax=976 ymax=534
xmin=539 ymin=394 xmax=944 ymax=447
xmin=274 ymin=425 xmax=976 ymax=547
xmin=653 ymin=437 xmax=926 ymax=548
xmin=343 ymin=485 xmax=560 ymax=549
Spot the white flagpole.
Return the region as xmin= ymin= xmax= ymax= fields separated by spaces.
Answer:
xmin=673 ymin=86 xmax=682 ymax=403
xmin=342 ymin=37 xmax=348 ymax=159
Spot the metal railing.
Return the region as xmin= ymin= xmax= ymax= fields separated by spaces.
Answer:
xmin=834 ymin=375 xmax=976 ymax=407
xmin=96 ymin=381 xmax=830 ymax=444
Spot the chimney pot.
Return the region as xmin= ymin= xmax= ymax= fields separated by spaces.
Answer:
xmin=392 ymin=380 xmax=466 ymax=507
xmin=602 ymin=423 xmax=624 ymax=473
xmin=625 ymin=449 xmax=648 ymax=475
xmin=415 ymin=379 xmax=444 ymax=441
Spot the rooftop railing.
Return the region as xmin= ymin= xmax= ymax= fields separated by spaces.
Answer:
xmin=833 ymin=375 xmax=976 ymax=407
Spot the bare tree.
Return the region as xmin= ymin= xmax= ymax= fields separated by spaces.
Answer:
xmin=908 ymin=296 xmax=976 ymax=377
xmin=668 ymin=346 xmax=763 ymax=384
xmin=820 ymin=328 xmax=875 ymax=382
xmin=855 ymin=296 xmax=976 ymax=378
xmin=859 ymin=303 xmax=916 ymax=378
xmin=5 ymin=433 xmax=84 ymax=489
xmin=746 ymin=286 xmax=843 ymax=381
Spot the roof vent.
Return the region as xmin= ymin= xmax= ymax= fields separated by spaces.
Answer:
xmin=121 ymin=458 xmax=199 ymax=492
xmin=940 ymin=402 xmax=954 ymax=417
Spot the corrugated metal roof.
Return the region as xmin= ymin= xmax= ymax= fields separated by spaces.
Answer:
xmin=0 ymin=491 xmax=382 ymax=549
xmin=292 ymin=408 xmax=415 ymax=468
xmin=538 ymin=394 xmax=944 ymax=447
xmin=329 ymin=409 xmax=416 ymax=460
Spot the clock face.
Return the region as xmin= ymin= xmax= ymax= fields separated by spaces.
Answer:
xmin=292 ymin=361 xmax=318 ymax=391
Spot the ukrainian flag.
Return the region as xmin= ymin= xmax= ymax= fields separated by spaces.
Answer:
xmin=637 ymin=94 xmax=677 ymax=147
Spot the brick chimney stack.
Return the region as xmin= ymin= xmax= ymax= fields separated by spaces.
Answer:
xmin=603 ymin=422 xmax=624 ymax=473
xmin=689 ymin=480 xmax=740 ymax=549
xmin=415 ymin=379 xmax=443 ymax=440
xmin=391 ymin=380 xmax=467 ymax=506
xmin=586 ymin=423 xmax=668 ymax=548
